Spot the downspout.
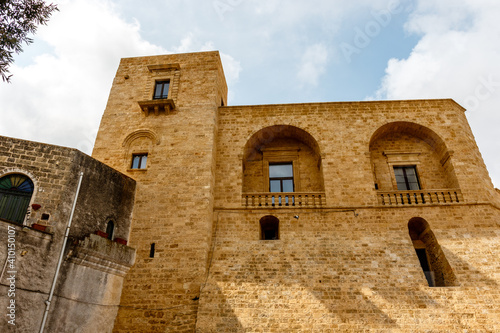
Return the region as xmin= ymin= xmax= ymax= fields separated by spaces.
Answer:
xmin=39 ymin=171 xmax=84 ymax=333
xmin=0 ymin=247 xmax=9 ymax=282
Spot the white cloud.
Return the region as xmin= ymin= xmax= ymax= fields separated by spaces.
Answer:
xmin=372 ymin=0 xmax=500 ymax=187
xmin=0 ymin=0 xmax=165 ymax=154
xmin=220 ymin=53 xmax=242 ymax=87
xmin=168 ymin=33 xmax=242 ymax=101
xmin=173 ymin=33 xmax=210 ymax=54
xmin=297 ymin=44 xmax=329 ymax=87
xmin=0 ymin=0 xmax=245 ymax=154
xmin=4 ymin=0 xmax=496 ymax=189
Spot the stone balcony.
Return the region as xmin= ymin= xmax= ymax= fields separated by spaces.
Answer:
xmin=242 ymin=192 xmax=326 ymax=208
xmin=377 ymin=189 xmax=463 ymax=206
xmin=137 ymin=99 xmax=175 ymax=116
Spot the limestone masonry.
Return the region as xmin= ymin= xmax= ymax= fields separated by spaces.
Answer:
xmin=1 ymin=51 xmax=500 ymax=332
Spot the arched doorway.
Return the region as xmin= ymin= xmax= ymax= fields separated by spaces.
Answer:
xmin=0 ymin=174 xmax=34 ymax=223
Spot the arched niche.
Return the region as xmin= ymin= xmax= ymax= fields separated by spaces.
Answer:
xmin=408 ymin=217 xmax=457 ymax=287
xmin=122 ymin=129 xmax=161 ymax=148
xmin=122 ymin=129 xmax=160 ymax=170
xmin=260 ymin=215 xmax=279 ymax=240
xmin=242 ymin=125 xmax=324 ymax=194
xmin=369 ymin=121 xmax=459 ymax=191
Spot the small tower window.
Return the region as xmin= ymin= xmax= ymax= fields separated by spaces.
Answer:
xmin=131 ymin=154 xmax=148 ymax=169
xmin=260 ymin=215 xmax=279 ymax=240
xmin=153 ymin=80 xmax=170 ymax=99
xmin=106 ymin=221 xmax=114 ymax=240
xmin=150 ymin=243 xmax=156 ymax=258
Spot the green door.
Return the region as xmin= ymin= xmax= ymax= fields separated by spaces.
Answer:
xmin=0 ymin=174 xmax=34 ymax=224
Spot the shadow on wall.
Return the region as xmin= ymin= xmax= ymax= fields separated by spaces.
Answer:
xmin=197 ymin=212 xmax=500 ymax=331
xmin=196 ymin=283 xmax=245 ymax=332
xmin=198 ymin=212 xmax=401 ymax=331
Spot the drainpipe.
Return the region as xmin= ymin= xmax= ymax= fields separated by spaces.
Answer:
xmin=0 ymin=247 xmax=9 ymax=282
xmin=39 ymin=171 xmax=84 ymax=333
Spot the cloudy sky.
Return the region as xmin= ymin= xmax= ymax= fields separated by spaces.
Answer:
xmin=1 ymin=0 xmax=499 ymax=187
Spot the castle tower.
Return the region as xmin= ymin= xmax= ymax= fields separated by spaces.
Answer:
xmin=92 ymin=51 xmax=227 ymax=332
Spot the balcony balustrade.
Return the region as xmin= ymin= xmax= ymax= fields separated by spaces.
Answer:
xmin=242 ymin=192 xmax=326 ymax=208
xmin=378 ymin=189 xmax=463 ymax=206
xmin=242 ymin=190 xmax=463 ymax=208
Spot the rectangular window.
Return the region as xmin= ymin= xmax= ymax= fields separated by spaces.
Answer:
xmin=269 ymin=163 xmax=294 ymax=192
xmin=394 ymin=166 xmax=420 ymax=190
xmin=415 ymin=248 xmax=435 ymax=287
xmin=153 ymin=80 xmax=170 ymax=99
xmin=131 ymin=154 xmax=148 ymax=169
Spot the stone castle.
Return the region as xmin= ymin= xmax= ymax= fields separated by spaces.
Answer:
xmin=1 ymin=51 xmax=500 ymax=332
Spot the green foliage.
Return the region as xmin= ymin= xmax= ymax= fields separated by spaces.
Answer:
xmin=0 ymin=0 xmax=58 ymax=82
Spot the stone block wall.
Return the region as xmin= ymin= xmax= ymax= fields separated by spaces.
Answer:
xmin=214 ymin=100 xmax=499 ymax=208
xmin=0 ymin=136 xmax=136 ymax=332
xmin=196 ymin=205 xmax=500 ymax=332
xmin=196 ymin=97 xmax=500 ymax=331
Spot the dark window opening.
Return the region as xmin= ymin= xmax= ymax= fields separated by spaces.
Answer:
xmin=394 ymin=166 xmax=420 ymax=190
xmin=260 ymin=216 xmax=279 ymax=240
xmin=0 ymin=174 xmax=34 ymax=224
xmin=150 ymin=243 xmax=155 ymax=258
xmin=269 ymin=163 xmax=294 ymax=192
xmin=41 ymin=213 xmax=50 ymax=220
xmin=106 ymin=221 xmax=114 ymax=240
xmin=153 ymin=80 xmax=170 ymax=99
xmin=408 ymin=217 xmax=457 ymax=287
xmin=415 ymin=248 xmax=434 ymax=287
xmin=131 ymin=154 xmax=148 ymax=169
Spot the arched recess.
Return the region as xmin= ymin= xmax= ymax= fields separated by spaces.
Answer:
xmin=122 ymin=129 xmax=160 ymax=170
xmin=408 ymin=217 xmax=457 ymax=287
xmin=122 ymin=129 xmax=161 ymax=147
xmin=260 ymin=215 xmax=279 ymax=240
xmin=369 ymin=121 xmax=459 ymax=191
xmin=242 ymin=125 xmax=324 ymax=194
xmin=0 ymin=173 xmax=34 ymax=224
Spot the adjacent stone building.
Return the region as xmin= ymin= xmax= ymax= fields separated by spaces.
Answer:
xmin=0 ymin=137 xmax=136 ymax=332
xmin=1 ymin=50 xmax=500 ymax=332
